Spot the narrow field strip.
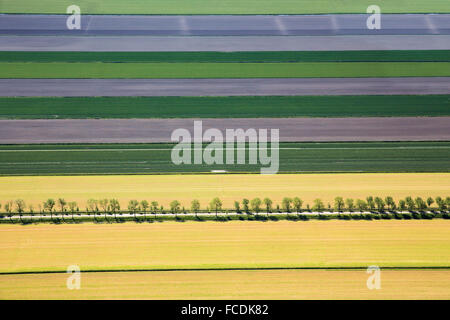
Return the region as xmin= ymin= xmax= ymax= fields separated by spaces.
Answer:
xmin=1 ymin=269 xmax=449 ymax=299
xmin=0 ymin=173 xmax=448 ymax=208
xmin=0 ymin=142 xmax=448 ymax=174
xmin=1 ymin=146 xmax=450 ymax=152
xmin=1 ymin=0 xmax=448 ymax=14
xmin=1 ymin=51 xmax=449 ymax=63
xmin=1 ymin=95 xmax=448 ymax=119
xmin=0 ymin=221 xmax=448 ymax=274
xmin=1 ymin=266 xmax=449 ymax=276
xmin=1 ymin=117 xmax=448 ymax=144
xmin=1 ymin=62 xmax=448 ymax=78
xmin=0 ymin=142 xmax=447 ymax=150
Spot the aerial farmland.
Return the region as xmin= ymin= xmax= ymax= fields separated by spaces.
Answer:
xmin=0 ymin=0 xmax=449 ymax=302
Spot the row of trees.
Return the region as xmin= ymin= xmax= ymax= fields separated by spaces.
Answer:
xmin=1 ymin=196 xmax=449 ymax=219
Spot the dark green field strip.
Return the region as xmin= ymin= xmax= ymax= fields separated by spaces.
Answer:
xmin=0 ymin=142 xmax=448 ymax=175
xmin=1 ymin=96 xmax=448 ymax=119
xmin=1 ymin=51 xmax=449 ymax=63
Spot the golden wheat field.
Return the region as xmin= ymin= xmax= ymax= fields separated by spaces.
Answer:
xmin=0 ymin=173 xmax=448 ymax=209
xmin=1 ymin=220 xmax=449 ymax=273
xmin=1 ymin=269 xmax=449 ymax=300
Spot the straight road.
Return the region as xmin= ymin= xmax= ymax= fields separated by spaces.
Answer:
xmin=1 ymin=78 xmax=449 ymax=97
xmin=1 ymin=14 xmax=449 ymax=36
xmin=0 ymin=117 xmax=449 ymax=144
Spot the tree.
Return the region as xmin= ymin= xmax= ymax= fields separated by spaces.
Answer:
xmin=87 ymin=199 xmax=98 ymax=213
xmin=58 ymin=198 xmax=67 ymax=213
xmin=97 ymin=199 xmax=109 ymax=222
xmin=170 ymin=200 xmax=181 ymax=217
xmin=4 ymin=200 xmax=13 ymax=222
xmin=210 ymin=198 xmax=222 ymax=218
xmin=398 ymin=199 xmax=406 ymax=211
xmin=436 ymin=196 xmax=449 ymax=211
xmin=15 ymin=199 xmax=26 ymax=213
xmin=68 ymin=201 xmax=77 ymax=212
xmin=109 ymin=199 xmax=120 ymax=221
xmin=282 ymin=197 xmax=292 ymax=213
xmin=44 ymin=198 xmax=56 ymax=221
xmin=15 ymin=199 xmax=26 ymax=223
xmin=345 ymin=198 xmax=355 ymax=212
xmin=356 ymin=199 xmax=368 ymax=213
xmin=366 ymin=196 xmax=375 ymax=211
xmin=128 ymin=200 xmax=139 ymax=220
xmin=191 ymin=199 xmax=200 ymax=218
xmin=426 ymin=197 xmax=434 ymax=209
xmin=312 ymin=199 xmax=325 ymax=212
xmin=68 ymin=201 xmax=77 ymax=221
xmin=334 ymin=197 xmax=344 ymax=212
xmin=140 ymin=200 xmax=149 ymax=212
xmin=151 ymin=201 xmax=159 ymax=215
xmin=263 ymin=198 xmax=273 ymax=216
xmin=140 ymin=200 xmax=149 ymax=220
xmin=292 ymin=197 xmax=303 ymax=213
xmin=234 ymin=201 xmax=241 ymax=214
xmin=415 ymin=197 xmax=427 ymax=211
xmin=242 ymin=199 xmax=249 ymax=213
xmin=405 ymin=197 xmax=415 ymax=211
xmin=250 ymin=198 xmax=262 ymax=214
xmin=374 ymin=197 xmax=385 ymax=212
xmin=98 ymin=199 xmax=109 ymax=212
xmin=385 ymin=196 xmax=395 ymax=211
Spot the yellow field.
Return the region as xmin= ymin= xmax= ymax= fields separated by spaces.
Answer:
xmin=1 ymin=221 xmax=449 ymax=273
xmin=1 ymin=270 xmax=449 ymax=300
xmin=0 ymin=173 xmax=448 ymax=209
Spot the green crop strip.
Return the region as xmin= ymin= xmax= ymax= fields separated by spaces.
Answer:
xmin=1 ymin=62 xmax=449 ymax=78
xmin=1 ymin=0 xmax=449 ymax=14
xmin=1 ymin=96 xmax=448 ymax=119
xmin=0 ymin=142 xmax=448 ymax=175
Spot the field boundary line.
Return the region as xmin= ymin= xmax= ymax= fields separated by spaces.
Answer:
xmin=1 ymin=266 xmax=450 ymax=276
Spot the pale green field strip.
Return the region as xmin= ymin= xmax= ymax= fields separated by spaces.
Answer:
xmin=0 ymin=62 xmax=449 ymax=78
xmin=1 ymin=0 xmax=448 ymax=14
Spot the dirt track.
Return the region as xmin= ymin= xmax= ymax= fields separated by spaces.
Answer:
xmin=0 ymin=117 xmax=449 ymax=144
xmin=1 ymin=78 xmax=449 ymax=97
